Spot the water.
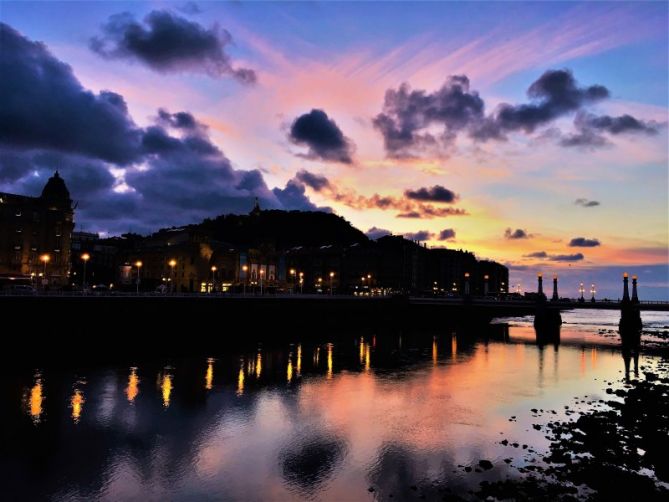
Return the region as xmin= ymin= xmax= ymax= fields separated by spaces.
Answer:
xmin=1 ymin=309 xmax=666 ymax=501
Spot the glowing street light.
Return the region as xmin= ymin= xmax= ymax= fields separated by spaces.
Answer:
xmin=329 ymin=271 xmax=335 ymax=296
xmin=299 ymin=271 xmax=304 ymax=294
xmin=590 ymin=283 xmax=596 ymax=303
xmin=290 ymin=268 xmax=296 ymax=293
xmin=210 ymin=265 xmax=217 ymax=293
xmin=168 ymin=259 xmax=176 ymax=293
xmin=135 ymin=260 xmax=143 ymax=294
xmin=81 ymin=253 xmax=90 ymax=291
xmin=259 ymin=267 xmax=265 ymax=295
xmin=40 ymin=254 xmax=50 ymax=287
xmin=242 ymin=264 xmax=248 ymax=295
xmin=578 ymin=282 xmax=585 ymax=303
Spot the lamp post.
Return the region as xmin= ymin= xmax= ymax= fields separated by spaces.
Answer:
xmin=135 ymin=260 xmax=143 ymax=295
xmin=464 ymin=272 xmax=470 ymax=296
xmin=40 ymin=254 xmax=50 ymax=288
xmin=210 ymin=265 xmax=217 ymax=293
xmin=81 ymin=253 xmax=90 ymax=292
xmin=290 ymin=268 xmax=296 ymax=293
xmin=299 ymin=272 xmax=304 ymax=294
xmin=242 ymin=265 xmax=248 ymax=295
xmin=168 ymin=259 xmax=176 ymax=293
xmin=578 ymin=282 xmax=585 ymax=303
xmin=590 ymin=283 xmax=596 ymax=303
xmin=484 ymin=274 xmax=489 ymax=296
xmin=329 ymin=271 xmax=335 ymax=296
xmin=259 ymin=268 xmax=264 ymax=295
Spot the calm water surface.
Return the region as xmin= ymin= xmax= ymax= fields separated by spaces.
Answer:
xmin=2 ymin=309 xmax=667 ymax=501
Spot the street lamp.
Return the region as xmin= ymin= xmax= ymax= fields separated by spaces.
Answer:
xmin=168 ymin=259 xmax=176 ymax=293
xmin=81 ymin=253 xmax=90 ymax=292
xmin=135 ymin=260 xmax=143 ymax=294
xmin=590 ymin=283 xmax=596 ymax=303
xmin=290 ymin=268 xmax=296 ymax=293
xmin=329 ymin=271 xmax=335 ymax=296
xmin=299 ymin=271 xmax=304 ymax=294
xmin=40 ymin=254 xmax=50 ymax=288
xmin=578 ymin=282 xmax=585 ymax=303
xmin=210 ymin=265 xmax=217 ymax=293
xmin=259 ymin=268 xmax=264 ymax=295
xmin=242 ymin=264 xmax=248 ymax=295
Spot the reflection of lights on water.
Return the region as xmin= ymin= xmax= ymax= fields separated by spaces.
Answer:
xmin=591 ymin=348 xmax=598 ymax=369
xmin=327 ymin=343 xmax=333 ymax=380
xmin=287 ymin=354 xmax=293 ymax=383
xmin=26 ymin=373 xmax=44 ymax=424
xmin=71 ymin=389 xmax=85 ymax=423
xmin=161 ymin=372 xmax=173 ymax=408
xmin=205 ymin=358 xmax=214 ymax=390
xmin=365 ymin=343 xmax=371 ymax=372
xmin=432 ymin=337 xmax=438 ymax=366
xmin=314 ymin=346 xmax=320 ymax=366
xmin=126 ymin=367 xmax=140 ymax=403
xmin=296 ymin=344 xmax=302 ymax=376
xmin=580 ymin=347 xmax=586 ymax=376
xmin=255 ymin=352 xmax=262 ymax=379
xmin=237 ymin=361 xmax=245 ymax=396
xmin=359 ymin=337 xmax=365 ymax=365
xmin=451 ymin=334 xmax=457 ymax=361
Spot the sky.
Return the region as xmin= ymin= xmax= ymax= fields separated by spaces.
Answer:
xmin=0 ymin=1 xmax=667 ymax=299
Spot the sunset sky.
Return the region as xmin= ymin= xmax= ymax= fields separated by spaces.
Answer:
xmin=1 ymin=1 xmax=667 ymax=298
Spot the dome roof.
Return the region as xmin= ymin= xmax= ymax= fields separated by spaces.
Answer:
xmin=40 ymin=171 xmax=71 ymax=205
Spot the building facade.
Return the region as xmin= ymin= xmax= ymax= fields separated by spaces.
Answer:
xmin=0 ymin=172 xmax=74 ymax=286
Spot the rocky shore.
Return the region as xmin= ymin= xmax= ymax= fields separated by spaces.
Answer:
xmin=476 ymin=356 xmax=669 ymax=501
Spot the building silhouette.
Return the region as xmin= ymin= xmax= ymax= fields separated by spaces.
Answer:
xmin=0 ymin=172 xmax=74 ymax=286
xmin=1 ymin=179 xmax=508 ymax=294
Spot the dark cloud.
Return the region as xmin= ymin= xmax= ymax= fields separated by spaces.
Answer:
xmin=403 ymin=230 xmax=432 ymax=241
xmin=374 ymin=68 xmax=656 ymax=155
xmin=473 ymin=70 xmax=609 ymax=140
xmin=561 ymin=111 xmax=660 ymax=148
xmin=0 ymin=23 xmax=324 ymax=235
xmin=373 ymin=76 xmax=484 ymax=158
xmin=295 ymin=169 xmax=333 ymax=191
xmin=157 ymin=109 xmax=203 ymax=131
xmin=404 ymin=185 xmax=458 ymax=203
xmin=574 ymin=198 xmax=600 ymax=207
xmin=288 ymin=110 xmax=354 ymax=163
xmin=397 ymin=207 xmax=467 ymax=219
xmin=523 ymin=251 xmax=548 ymax=258
xmin=365 ymin=227 xmax=392 ymax=240
xmin=569 ymin=237 xmax=601 ymax=247
xmin=89 ymin=10 xmax=256 ymax=83
xmin=291 ymin=170 xmax=468 ymax=219
xmin=521 ymin=250 xmax=585 ymax=261
xmin=438 ymin=228 xmax=456 ymax=241
xmin=272 ymin=179 xmax=331 ymax=213
xmin=504 ymin=228 xmax=530 ymax=239
xmin=0 ymin=23 xmax=143 ymax=164
xmin=578 ymin=112 xmax=659 ymax=135
xmin=549 ymin=253 xmax=584 ymax=262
